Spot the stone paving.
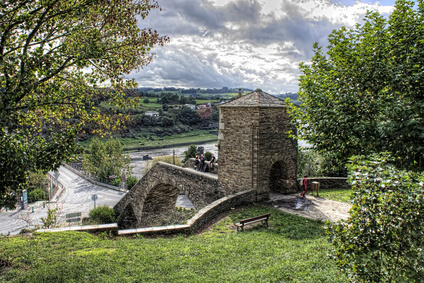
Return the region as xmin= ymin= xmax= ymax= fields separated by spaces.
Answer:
xmin=268 ymin=192 xmax=352 ymax=222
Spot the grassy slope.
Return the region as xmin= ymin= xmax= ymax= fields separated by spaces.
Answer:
xmin=0 ymin=206 xmax=347 ymax=282
xmin=316 ymin=188 xmax=352 ymax=203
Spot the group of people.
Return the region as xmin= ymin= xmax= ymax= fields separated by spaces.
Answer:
xmin=193 ymin=153 xmax=216 ymax=172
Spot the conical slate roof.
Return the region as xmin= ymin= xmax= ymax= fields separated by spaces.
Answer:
xmin=218 ymin=90 xmax=286 ymax=108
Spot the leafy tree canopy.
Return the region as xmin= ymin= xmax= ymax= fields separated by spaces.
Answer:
xmin=0 ymin=0 xmax=168 ymax=207
xmin=83 ymin=138 xmax=132 ymax=182
xmin=288 ymin=0 xmax=424 ymax=172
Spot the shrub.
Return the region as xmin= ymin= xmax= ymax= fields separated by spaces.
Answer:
xmin=89 ymin=206 xmax=116 ymax=224
xmin=111 ymin=178 xmax=121 ymax=187
xmin=204 ymin=151 xmax=212 ymax=161
xmin=183 ymin=144 xmax=197 ymax=162
xmin=126 ymin=175 xmax=138 ymax=189
xmin=41 ymin=206 xmax=60 ymax=228
xmin=326 ymin=153 xmax=424 ymax=282
xmin=28 ymin=188 xmax=46 ymax=203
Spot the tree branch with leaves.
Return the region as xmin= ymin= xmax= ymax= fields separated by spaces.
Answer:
xmin=0 ymin=0 xmax=168 ymax=208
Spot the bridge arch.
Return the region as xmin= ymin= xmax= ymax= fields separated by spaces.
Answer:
xmin=114 ymin=162 xmax=222 ymax=229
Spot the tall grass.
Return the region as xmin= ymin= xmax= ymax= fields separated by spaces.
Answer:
xmin=0 ymin=206 xmax=347 ymax=282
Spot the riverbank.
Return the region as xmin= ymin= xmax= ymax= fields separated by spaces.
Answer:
xmin=123 ymin=138 xmax=218 ymax=153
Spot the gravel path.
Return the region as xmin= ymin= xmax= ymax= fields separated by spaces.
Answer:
xmin=268 ymin=192 xmax=352 ymax=222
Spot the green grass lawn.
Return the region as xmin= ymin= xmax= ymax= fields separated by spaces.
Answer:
xmin=0 ymin=206 xmax=347 ymax=282
xmin=138 ymin=97 xmax=162 ymax=109
xmin=314 ymin=188 xmax=352 ymax=203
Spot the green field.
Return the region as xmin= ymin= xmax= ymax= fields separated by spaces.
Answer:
xmin=79 ymin=129 xmax=218 ymax=152
xmin=0 ymin=206 xmax=347 ymax=282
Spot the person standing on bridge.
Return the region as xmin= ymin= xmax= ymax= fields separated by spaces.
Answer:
xmin=199 ymin=154 xmax=206 ymax=172
xmin=194 ymin=154 xmax=199 ymax=170
xmin=209 ymin=153 xmax=216 ymax=169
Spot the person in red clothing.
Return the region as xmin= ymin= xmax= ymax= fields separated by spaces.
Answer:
xmin=300 ymin=175 xmax=308 ymax=198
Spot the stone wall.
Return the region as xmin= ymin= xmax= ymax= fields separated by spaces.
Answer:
xmin=187 ymin=189 xmax=257 ymax=233
xmin=299 ymin=177 xmax=350 ymax=190
xmin=118 ymin=190 xmax=257 ymax=236
xmin=114 ymin=162 xmax=224 ymax=229
xmin=218 ymin=107 xmax=257 ymax=194
xmin=256 ymin=107 xmax=298 ymax=198
xmin=218 ymin=104 xmax=297 ymax=200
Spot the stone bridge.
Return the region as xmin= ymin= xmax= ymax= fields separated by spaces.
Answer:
xmin=114 ymin=90 xmax=298 ymax=230
xmin=114 ymin=162 xmax=223 ymax=229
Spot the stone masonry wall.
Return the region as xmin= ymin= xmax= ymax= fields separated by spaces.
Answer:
xmin=218 ymin=107 xmax=259 ymax=194
xmin=218 ymin=106 xmax=297 ymax=200
xmin=117 ymin=189 xmax=257 ymax=236
xmin=256 ymin=107 xmax=297 ymax=198
xmin=299 ymin=177 xmax=350 ymax=190
xmin=114 ymin=162 xmax=223 ymax=229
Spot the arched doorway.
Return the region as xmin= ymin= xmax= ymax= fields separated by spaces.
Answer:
xmin=269 ymin=161 xmax=290 ymax=194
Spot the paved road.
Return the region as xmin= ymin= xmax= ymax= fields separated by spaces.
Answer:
xmin=0 ymin=166 xmax=125 ymax=236
xmin=0 ymin=142 xmax=221 ymax=235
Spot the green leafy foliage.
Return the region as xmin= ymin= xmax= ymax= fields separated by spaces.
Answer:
xmin=126 ymin=175 xmax=138 ymax=190
xmin=0 ymin=0 xmax=168 ymax=207
xmin=288 ymin=0 xmax=424 ymax=172
xmin=182 ymin=144 xmax=198 ymax=162
xmin=204 ymin=151 xmax=212 ymax=161
xmin=297 ymin=149 xmax=321 ymax=177
xmin=41 ymin=207 xmax=60 ymax=229
xmin=83 ymin=138 xmax=132 ymax=183
xmin=89 ymin=205 xmax=116 ymax=224
xmin=28 ymin=189 xmax=46 ymax=203
xmin=326 ymin=153 xmax=424 ymax=282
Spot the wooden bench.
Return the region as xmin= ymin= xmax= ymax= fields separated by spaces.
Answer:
xmin=235 ymin=213 xmax=270 ymax=232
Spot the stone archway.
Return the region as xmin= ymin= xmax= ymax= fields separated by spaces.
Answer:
xmin=269 ymin=161 xmax=286 ymax=193
xmin=140 ymin=183 xmax=180 ymax=227
xmin=268 ymin=160 xmax=297 ymax=194
xmin=142 ymin=184 xmax=180 ymax=214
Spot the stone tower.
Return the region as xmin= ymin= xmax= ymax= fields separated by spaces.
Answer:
xmin=217 ymin=90 xmax=297 ymax=201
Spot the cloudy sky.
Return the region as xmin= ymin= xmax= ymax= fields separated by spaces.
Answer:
xmin=128 ymin=0 xmax=396 ymax=94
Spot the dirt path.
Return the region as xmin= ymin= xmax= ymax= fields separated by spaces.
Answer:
xmin=267 ymin=192 xmax=352 ymax=222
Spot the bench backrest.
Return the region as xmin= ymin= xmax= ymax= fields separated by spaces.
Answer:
xmin=239 ymin=213 xmax=270 ymax=224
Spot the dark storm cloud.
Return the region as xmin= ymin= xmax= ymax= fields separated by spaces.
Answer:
xmin=131 ymin=0 xmax=394 ymax=93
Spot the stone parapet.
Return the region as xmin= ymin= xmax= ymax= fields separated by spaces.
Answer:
xmin=117 ymin=189 xmax=257 ymax=236
xmin=37 ymin=223 xmax=119 ymax=234
xmin=298 ymin=177 xmax=350 ymax=190
xmin=187 ymin=189 xmax=256 ymax=233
